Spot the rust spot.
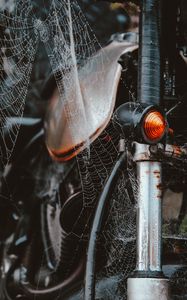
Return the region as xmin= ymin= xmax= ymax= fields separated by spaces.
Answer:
xmin=154 ymin=170 xmax=160 ymax=174
xmin=174 ymin=145 xmax=182 ymax=156
xmin=156 ymin=183 xmax=163 ymax=190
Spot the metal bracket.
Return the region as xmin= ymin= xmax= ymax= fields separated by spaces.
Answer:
xmin=133 ymin=142 xmax=164 ymax=162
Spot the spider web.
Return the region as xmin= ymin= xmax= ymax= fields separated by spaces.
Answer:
xmin=0 ymin=0 xmax=104 ymax=167
xmin=0 ymin=2 xmax=138 ymax=299
xmin=36 ymin=1 xmax=187 ymax=299
xmin=31 ymin=1 xmax=139 ymax=295
xmin=0 ymin=0 xmax=38 ymax=167
xmin=1 ymin=1 xmax=187 ymax=300
xmin=44 ymin=0 xmax=108 ymax=155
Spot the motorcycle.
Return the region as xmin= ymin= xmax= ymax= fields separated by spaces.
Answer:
xmin=0 ymin=0 xmax=187 ymax=299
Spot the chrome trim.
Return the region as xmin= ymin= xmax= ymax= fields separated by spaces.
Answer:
xmin=134 ymin=143 xmax=163 ymax=272
xmin=128 ymin=278 xmax=170 ymax=300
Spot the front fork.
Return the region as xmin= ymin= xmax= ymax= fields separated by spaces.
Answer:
xmin=127 ymin=143 xmax=170 ymax=300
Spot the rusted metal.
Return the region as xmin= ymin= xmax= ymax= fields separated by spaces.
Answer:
xmin=128 ymin=143 xmax=170 ymax=300
xmin=135 ymin=143 xmax=162 ymax=272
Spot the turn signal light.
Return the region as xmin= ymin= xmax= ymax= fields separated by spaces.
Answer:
xmin=143 ymin=111 xmax=166 ymax=142
xmin=114 ymin=102 xmax=168 ymax=144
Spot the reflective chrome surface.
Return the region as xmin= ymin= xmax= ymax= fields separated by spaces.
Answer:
xmin=127 ymin=278 xmax=170 ymax=300
xmin=135 ymin=143 xmax=162 ymax=272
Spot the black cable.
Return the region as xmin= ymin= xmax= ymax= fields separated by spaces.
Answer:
xmin=84 ymin=151 xmax=127 ymax=300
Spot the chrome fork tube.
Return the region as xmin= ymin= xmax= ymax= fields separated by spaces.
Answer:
xmin=127 ymin=143 xmax=170 ymax=300
xmin=137 ymin=159 xmax=162 ymax=272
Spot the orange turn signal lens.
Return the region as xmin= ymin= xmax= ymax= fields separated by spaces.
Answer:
xmin=143 ymin=111 xmax=166 ymax=142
